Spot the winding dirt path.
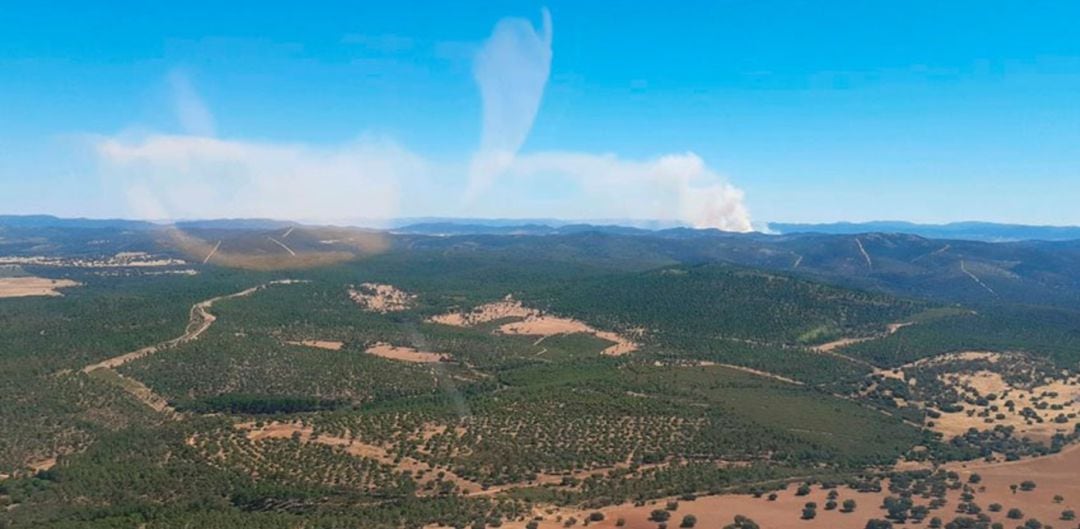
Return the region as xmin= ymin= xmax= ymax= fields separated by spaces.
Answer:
xmin=696 ymin=361 xmax=804 ymax=385
xmin=81 ymin=280 xmax=303 ymax=411
xmin=84 ymin=281 xmax=299 ymax=373
xmin=811 ymin=322 xmax=912 ymax=365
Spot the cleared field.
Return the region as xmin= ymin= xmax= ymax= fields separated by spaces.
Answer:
xmin=432 ymin=296 xmax=638 ymax=356
xmin=366 ymin=342 xmax=449 ymax=363
xmin=856 ymin=350 xmax=1080 ymax=444
xmin=286 ymin=339 xmax=345 ymax=350
xmin=509 ymin=445 xmax=1080 ymax=529
xmin=932 ymin=369 xmax=1080 ymax=440
xmin=0 ymin=276 xmax=79 ymax=298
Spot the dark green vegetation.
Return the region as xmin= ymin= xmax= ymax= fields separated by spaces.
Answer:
xmin=527 ymin=263 xmax=922 ymax=346
xmin=2 ymin=221 xmax=1079 ymax=528
xmin=844 ymin=305 xmax=1080 ymax=367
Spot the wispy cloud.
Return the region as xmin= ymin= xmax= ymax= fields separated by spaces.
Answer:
xmin=90 ymin=9 xmax=753 ymax=232
xmin=96 ymin=134 xmax=420 ymax=222
xmin=460 ymin=8 xmax=751 ymax=231
xmin=93 ymin=67 xmax=428 ymax=222
xmin=466 ymin=8 xmax=553 ymax=200
xmin=168 ymin=69 xmax=216 ymax=137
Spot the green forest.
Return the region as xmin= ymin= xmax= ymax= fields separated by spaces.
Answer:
xmin=2 ymin=227 xmax=1079 ymax=529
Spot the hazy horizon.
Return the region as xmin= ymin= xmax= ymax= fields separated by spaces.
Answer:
xmin=6 ymin=212 xmax=1080 ymax=233
xmin=4 ymin=2 xmax=1079 ymax=227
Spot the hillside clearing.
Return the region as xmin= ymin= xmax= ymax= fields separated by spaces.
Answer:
xmin=0 ymin=277 xmax=80 ymax=298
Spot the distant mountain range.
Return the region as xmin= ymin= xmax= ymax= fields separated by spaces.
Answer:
xmin=360 ymin=219 xmax=1080 ymax=242
xmin=768 ymin=221 xmax=1080 ymax=242
xmin=6 ymin=214 xmax=1080 ymax=310
xmin=3 ymin=215 xmax=1080 ymax=243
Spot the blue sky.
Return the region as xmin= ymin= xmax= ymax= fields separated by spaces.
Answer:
xmin=2 ymin=1 xmax=1080 ymax=228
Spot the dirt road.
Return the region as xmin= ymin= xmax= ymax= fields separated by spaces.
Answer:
xmin=84 ymin=280 xmax=299 ymax=373
xmin=81 ymin=280 xmax=303 ymax=412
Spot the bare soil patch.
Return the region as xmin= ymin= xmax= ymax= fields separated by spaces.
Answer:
xmin=366 ymin=342 xmax=448 ymax=363
xmin=27 ymin=457 xmax=57 ymax=473
xmin=910 ymin=351 xmax=1003 ymax=367
xmin=497 ymin=317 xmax=638 ymax=356
xmin=0 ymin=277 xmax=79 ymax=298
xmin=348 ymin=283 xmax=415 ymax=313
xmin=944 ymin=442 xmax=1080 ymax=526
xmin=505 ymin=445 xmax=1080 ymax=529
xmin=286 ymin=339 xmax=344 ymax=351
xmin=432 ymin=296 xmax=639 ymax=356
xmin=813 ymin=322 xmax=912 ymax=353
xmin=430 ymin=295 xmax=535 ymax=326
xmin=931 ymin=370 xmax=1080 ymax=441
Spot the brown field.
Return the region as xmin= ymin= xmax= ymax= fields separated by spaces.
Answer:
xmin=0 ymin=277 xmax=79 ymax=298
xmin=430 ymin=296 xmax=535 ymax=326
xmin=27 ymin=457 xmax=57 ymax=473
xmin=365 ymin=342 xmax=448 ymax=363
xmin=432 ymin=296 xmax=638 ymax=356
xmin=944 ymin=442 xmax=1080 ymax=524
xmin=498 ymin=318 xmax=637 ymax=356
xmin=495 ymin=444 xmax=1080 ymax=529
xmin=930 ymin=369 xmax=1080 ymax=441
xmin=286 ymin=339 xmax=344 ymax=350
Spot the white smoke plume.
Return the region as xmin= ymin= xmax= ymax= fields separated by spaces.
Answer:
xmin=504 ymin=151 xmax=752 ymax=231
xmin=463 ymin=8 xmax=751 ymax=231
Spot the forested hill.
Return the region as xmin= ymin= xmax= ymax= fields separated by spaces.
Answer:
xmin=396 ymin=230 xmax=1080 ymax=311
xmin=770 ymin=220 xmax=1080 ymax=242
xmin=5 ymin=216 xmax=1080 ymax=310
xmin=524 ymin=263 xmax=923 ymax=346
xmin=4 ymin=218 xmax=1080 ymax=529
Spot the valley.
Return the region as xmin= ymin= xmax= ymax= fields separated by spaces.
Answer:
xmin=1 ymin=221 xmax=1079 ymax=529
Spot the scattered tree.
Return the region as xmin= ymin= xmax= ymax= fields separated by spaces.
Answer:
xmin=649 ymin=510 xmax=671 ymax=523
